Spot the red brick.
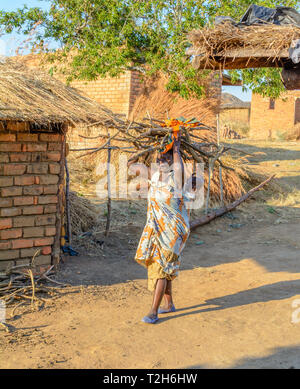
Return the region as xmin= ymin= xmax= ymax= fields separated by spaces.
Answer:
xmin=22 ymin=205 xmax=43 ymax=215
xmin=1 ymin=186 xmax=22 ymax=197
xmin=0 ymin=133 xmax=16 ymax=142
xmin=0 ymin=198 xmax=13 ymax=208
xmin=43 ymin=204 xmax=57 ymax=214
xmin=35 ymin=214 xmax=56 ymax=226
xmin=1 ymin=164 xmax=26 ymax=176
xmin=48 ymin=143 xmax=62 ymax=151
xmin=32 ymin=255 xmax=51 ymax=266
xmin=0 ymin=218 xmax=12 ymax=230
xmin=34 ymin=237 xmax=54 ymax=247
xmin=13 ymin=216 xmax=35 ymax=227
xmin=17 ymin=133 xmax=38 ymax=142
xmin=43 ymin=185 xmax=58 ymax=195
xmin=0 ymin=241 xmax=11 ymax=250
xmin=0 ymin=260 xmax=14 ymax=271
xmin=39 ymin=133 xmax=61 ymax=142
xmin=14 ymin=196 xmax=34 ymax=206
xmin=0 ymin=250 xmax=20 ymax=260
xmin=41 ymin=246 xmax=52 ymax=255
xmin=31 ymin=153 xmax=42 ymax=163
xmin=0 ymin=177 xmax=13 ymax=187
xmin=12 ymin=239 xmax=34 ymax=249
xmin=0 ymin=228 xmax=22 ymax=240
xmin=27 ymin=163 xmax=48 ymax=174
xmin=49 ymin=163 xmax=61 ymax=174
xmin=0 ymin=207 xmax=22 ymax=217
xmin=0 ymin=153 xmax=9 ymax=163
xmin=38 ymin=195 xmax=58 ymax=205
xmin=14 ymin=176 xmax=35 ymax=186
xmin=9 ymin=153 xmax=31 ymax=162
xmin=20 ymin=247 xmax=41 ymax=258
xmin=23 ymin=186 xmax=43 ymax=196
xmin=45 ymin=226 xmax=56 ymax=236
xmin=22 ymin=143 xmax=47 ymax=152
xmin=0 ymin=143 xmax=21 ymax=152
xmin=23 ymin=226 xmax=44 ymax=238
xmin=42 ymin=152 xmax=61 ymax=162
xmin=39 ymin=175 xmax=59 ymax=185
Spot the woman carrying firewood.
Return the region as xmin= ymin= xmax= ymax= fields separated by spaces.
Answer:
xmin=128 ymin=128 xmax=195 ymax=324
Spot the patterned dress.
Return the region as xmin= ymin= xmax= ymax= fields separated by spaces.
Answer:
xmin=134 ymin=170 xmax=190 ymax=291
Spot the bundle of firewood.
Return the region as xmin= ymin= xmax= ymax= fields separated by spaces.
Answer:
xmin=75 ymin=115 xmax=238 ymax=172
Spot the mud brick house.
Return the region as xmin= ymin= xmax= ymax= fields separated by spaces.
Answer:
xmin=0 ymin=59 xmax=107 ymax=270
xmin=249 ymin=91 xmax=300 ymax=139
xmin=18 ymin=55 xmax=240 ymax=150
xmin=220 ymin=92 xmax=251 ymax=125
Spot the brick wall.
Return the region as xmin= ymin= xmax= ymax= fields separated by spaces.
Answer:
xmin=70 ymin=72 xmax=133 ymax=116
xmin=0 ymin=126 xmax=64 ymax=270
xmin=220 ymin=108 xmax=250 ymax=124
xmin=249 ymin=91 xmax=300 ymax=139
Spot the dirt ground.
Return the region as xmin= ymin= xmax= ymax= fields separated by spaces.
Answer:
xmin=1 ymin=140 xmax=300 ymax=369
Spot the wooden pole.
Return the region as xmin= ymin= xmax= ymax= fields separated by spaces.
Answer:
xmin=105 ymin=135 xmax=112 ymax=237
xmin=65 ymin=156 xmax=72 ymax=246
xmin=216 ymin=113 xmax=224 ymax=207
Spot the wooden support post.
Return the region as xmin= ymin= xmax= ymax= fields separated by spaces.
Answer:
xmin=217 ymin=113 xmax=224 ymax=207
xmin=65 ymin=157 xmax=72 ymax=246
xmin=105 ymin=135 xmax=112 ymax=237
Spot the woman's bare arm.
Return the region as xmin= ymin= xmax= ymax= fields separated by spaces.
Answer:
xmin=173 ymin=130 xmax=184 ymax=191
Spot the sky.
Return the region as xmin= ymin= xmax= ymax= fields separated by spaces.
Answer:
xmin=0 ymin=0 xmax=252 ymax=102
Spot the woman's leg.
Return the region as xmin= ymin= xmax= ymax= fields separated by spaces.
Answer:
xmin=161 ymin=280 xmax=174 ymax=309
xmin=146 ymin=278 xmax=167 ymax=319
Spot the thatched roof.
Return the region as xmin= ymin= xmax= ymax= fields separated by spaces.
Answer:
xmin=187 ymin=23 xmax=300 ymax=70
xmin=0 ymin=58 xmax=115 ymax=125
xmin=221 ymin=93 xmax=250 ymax=109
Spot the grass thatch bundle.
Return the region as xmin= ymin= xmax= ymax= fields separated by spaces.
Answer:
xmin=187 ymin=23 xmax=300 ymax=67
xmin=68 ymin=191 xmax=99 ymax=235
xmin=0 ymin=58 xmax=125 ymax=125
xmin=129 ymin=73 xmax=219 ymax=125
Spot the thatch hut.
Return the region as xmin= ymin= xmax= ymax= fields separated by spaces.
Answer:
xmin=187 ymin=23 xmax=300 ymax=74
xmin=0 ymin=59 xmax=111 ymax=271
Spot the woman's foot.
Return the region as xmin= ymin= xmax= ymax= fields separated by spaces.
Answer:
xmin=158 ymin=304 xmax=175 ymax=314
xmin=141 ymin=312 xmax=159 ymax=324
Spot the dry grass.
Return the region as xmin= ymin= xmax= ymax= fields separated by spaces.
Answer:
xmin=281 ymin=124 xmax=300 ymax=141
xmin=188 ymin=23 xmax=300 ymax=66
xmin=0 ymin=58 xmax=127 ymax=125
xmin=69 ymin=191 xmax=100 ymax=235
xmin=129 ymin=73 xmax=220 ymax=126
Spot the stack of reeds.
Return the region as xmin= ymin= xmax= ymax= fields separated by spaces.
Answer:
xmin=187 ymin=23 xmax=300 ymax=67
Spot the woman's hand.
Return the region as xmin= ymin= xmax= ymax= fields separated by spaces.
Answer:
xmin=173 ymin=127 xmax=181 ymax=149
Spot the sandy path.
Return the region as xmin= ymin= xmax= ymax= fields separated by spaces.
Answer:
xmin=1 ymin=218 xmax=300 ymax=369
xmin=1 ymin=140 xmax=300 ymax=369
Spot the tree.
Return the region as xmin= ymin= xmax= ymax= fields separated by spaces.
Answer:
xmin=0 ymin=0 xmax=298 ymax=98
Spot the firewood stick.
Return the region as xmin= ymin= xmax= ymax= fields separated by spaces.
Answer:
xmin=190 ymin=175 xmax=276 ymax=230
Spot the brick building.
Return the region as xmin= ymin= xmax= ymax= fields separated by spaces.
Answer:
xmin=0 ymin=60 xmax=108 ymax=269
xmin=249 ymin=91 xmax=300 ymax=139
xmin=18 ymin=55 xmax=240 ymax=150
xmin=220 ymin=92 xmax=251 ymax=125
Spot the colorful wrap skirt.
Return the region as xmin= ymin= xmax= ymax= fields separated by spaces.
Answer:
xmin=134 ymin=170 xmax=190 ymax=291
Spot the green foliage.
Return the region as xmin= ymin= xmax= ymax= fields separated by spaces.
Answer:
xmin=0 ymin=0 xmax=299 ymax=98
